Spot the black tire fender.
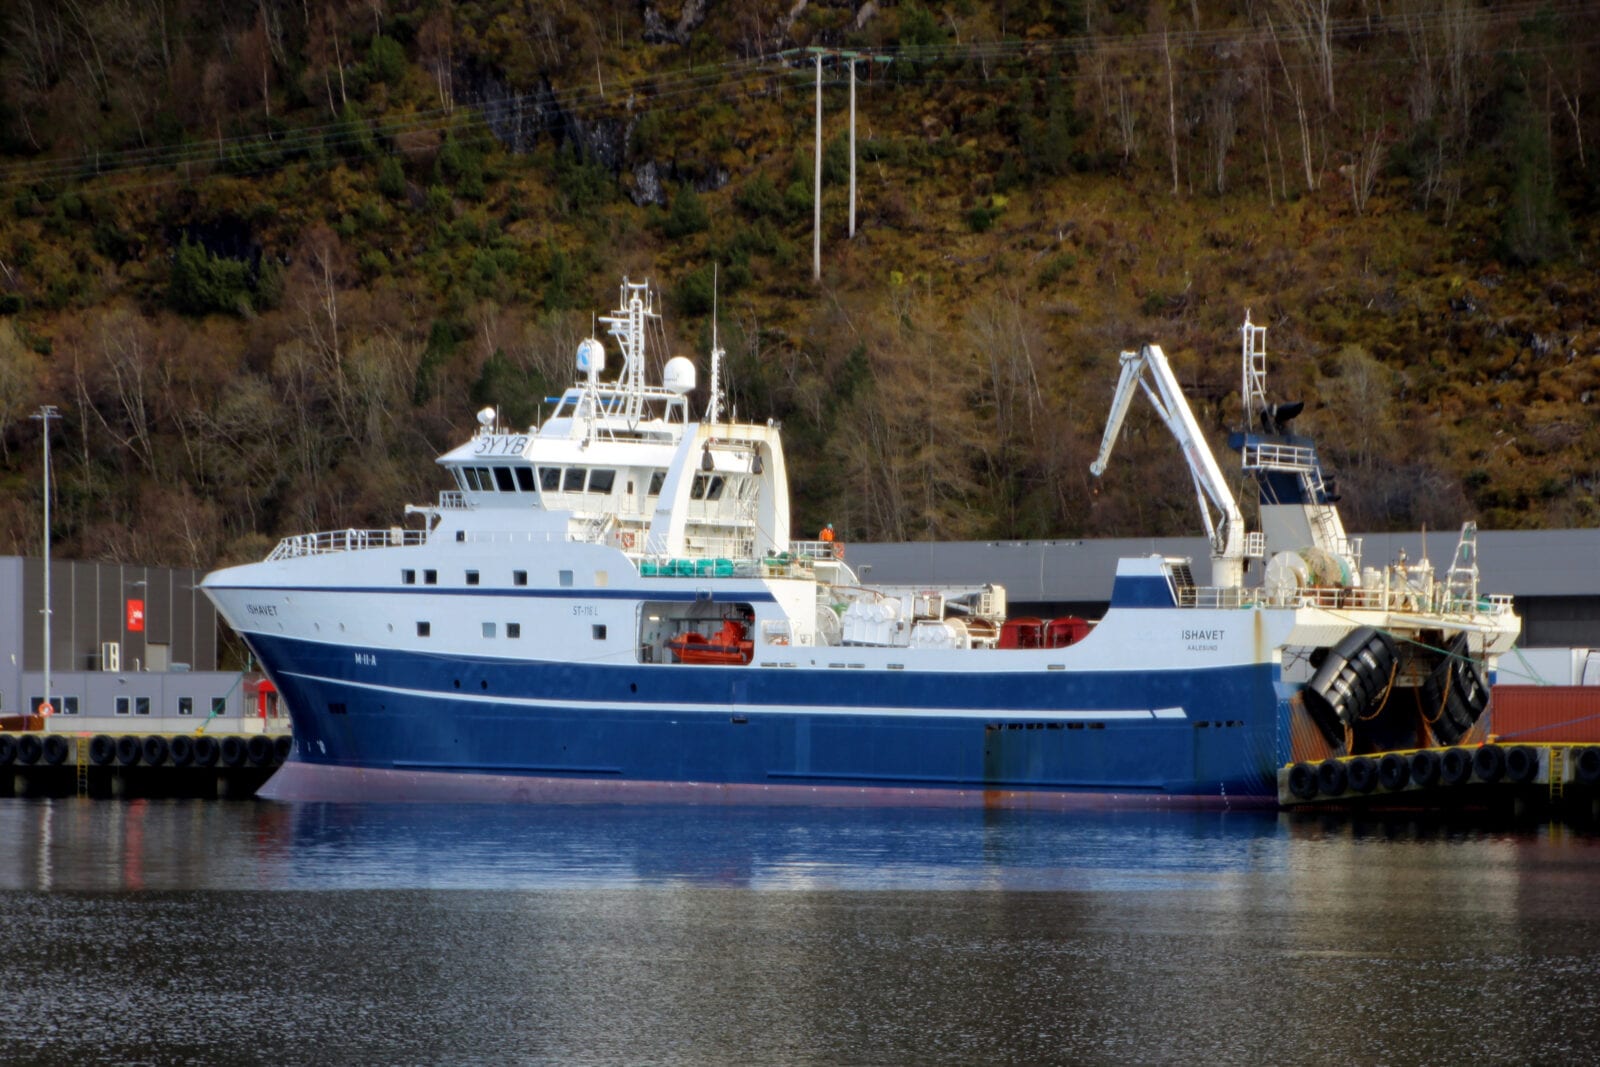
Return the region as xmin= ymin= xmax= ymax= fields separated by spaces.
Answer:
xmin=1440 ymin=747 xmax=1473 ymax=786
xmin=168 ymin=735 xmax=195 ymax=767
xmin=1473 ymin=744 xmax=1505 ymax=784
xmin=1288 ymin=762 xmax=1318 ymax=800
xmin=88 ymin=735 xmax=116 ymax=766
xmin=1504 ymin=745 xmax=1538 ymax=784
xmin=1346 ymin=756 xmax=1378 ymax=794
xmin=1410 ymin=749 xmax=1442 ymax=787
xmin=1317 ymin=759 xmax=1348 ymax=797
xmin=141 ymin=735 xmax=170 ymax=767
xmin=219 ymin=736 xmax=246 ymax=767
xmin=41 ymin=735 xmax=70 ymax=766
xmin=115 ymin=735 xmax=142 ymax=766
xmin=1378 ymin=753 xmax=1410 ymax=791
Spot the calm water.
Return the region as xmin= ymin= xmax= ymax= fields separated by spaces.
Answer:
xmin=1 ymin=800 xmax=1598 ymax=1065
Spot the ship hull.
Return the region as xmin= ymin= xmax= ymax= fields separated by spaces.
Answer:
xmin=244 ymin=631 xmax=1288 ymax=805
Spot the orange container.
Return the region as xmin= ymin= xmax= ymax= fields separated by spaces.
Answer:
xmin=1491 ymin=686 xmax=1600 ymax=743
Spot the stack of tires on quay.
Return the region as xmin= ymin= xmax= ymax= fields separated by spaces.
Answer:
xmin=1281 ymin=743 xmax=1600 ymax=813
xmin=0 ymin=732 xmax=293 ymax=799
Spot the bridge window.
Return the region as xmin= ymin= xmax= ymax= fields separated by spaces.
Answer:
xmin=514 ymin=467 xmax=535 ymax=491
xmin=648 ymin=470 xmax=666 ymax=495
xmin=540 ymin=467 xmax=561 ymax=491
xmin=494 ymin=467 xmax=515 ymax=492
xmin=562 ymin=468 xmax=587 ymax=492
xmin=459 ymin=467 xmax=480 ymax=491
xmin=588 ymin=469 xmax=616 ymax=493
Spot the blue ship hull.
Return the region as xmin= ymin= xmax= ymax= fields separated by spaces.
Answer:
xmin=247 ymin=633 xmax=1289 ymax=805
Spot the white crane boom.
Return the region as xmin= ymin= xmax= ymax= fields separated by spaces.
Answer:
xmin=1090 ymin=343 xmax=1246 ymax=589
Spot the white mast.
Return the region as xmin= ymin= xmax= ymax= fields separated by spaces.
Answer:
xmin=707 ymin=265 xmax=724 ymax=424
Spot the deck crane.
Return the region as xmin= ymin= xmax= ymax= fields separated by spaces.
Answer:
xmin=1090 ymin=342 xmax=1247 ymax=590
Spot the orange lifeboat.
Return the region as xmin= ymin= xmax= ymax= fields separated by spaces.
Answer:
xmin=667 ymin=619 xmax=754 ymax=665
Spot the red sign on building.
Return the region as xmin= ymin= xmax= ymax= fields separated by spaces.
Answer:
xmin=126 ymin=599 xmax=145 ymax=632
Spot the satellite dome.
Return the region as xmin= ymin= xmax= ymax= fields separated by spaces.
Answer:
xmin=663 ymin=356 xmax=697 ymax=394
xmin=576 ymin=337 xmax=606 ymax=374
xmin=476 ymin=407 xmax=497 ymax=428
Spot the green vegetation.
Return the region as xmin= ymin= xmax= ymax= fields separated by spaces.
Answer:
xmin=0 ymin=1 xmax=1598 ymax=567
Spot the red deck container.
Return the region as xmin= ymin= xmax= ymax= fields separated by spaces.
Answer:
xmin=1490 ymin=686 xmax=1600 ymax=743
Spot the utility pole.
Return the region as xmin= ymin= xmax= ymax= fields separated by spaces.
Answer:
xmin=813 ymin=52 xmax=822 ymax=282
xmin=849 ymin=55 xmax=857 ymax=239
xmin=30 ymin=405 xmax=59 ymax=719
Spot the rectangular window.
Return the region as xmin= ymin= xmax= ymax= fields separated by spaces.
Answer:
xmin=588 ymin=469 xmax=616 ymax=493
xmin=211 ymin=697 xmax=227 ymax=716
xmin=424 ymin=570 xmax=438 ymax=585
xmin=482 ymin=622 xmax=496 ymax=638
xmin=135 ymin=697 xmax=151 ymax=716
xmin=178 ymin=696 xmax=194 ymax=716
xmin=115 ymin=696 xmax=130 ymax=716
xmin=562 ymin=467 xmax=587 ymax=492
xmin=514 ymin=467 xmax=536 ymax=492
xmin=61 ymin=696 xmax=78 ymax=715
xmin=507 ymin=623 xmax=522 ymax=639
xmin=402 ymin=569 xmax=416 ymax=585
xmin=494 ymin=467 xmax=516 ymax=492
xmin=417 ymin=621 xmax=432 ymax=637
xmin=592 ymin=624 xmax=608 ymax=640
xmin=513 ymin=570 xmax=528 ymax=587
xmin=461 ymin=467 xmax=482 ymax=491
xmin=476 ymin=467 xmax=494 ymax=490
xmin=559 ymin=570 xmax=574 ymax=588
xmin=648 ymin=470 xmax=666 ymax=495
xmin=466 ymin=570 xmax=480 ymax=586
xmin=540 ymin=467 xmax=561 ymax=491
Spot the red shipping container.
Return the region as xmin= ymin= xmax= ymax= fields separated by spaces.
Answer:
xmin=1491 ymin=685 xmax=1600 ymax=743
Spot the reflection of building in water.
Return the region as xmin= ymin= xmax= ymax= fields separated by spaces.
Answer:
xmin=0 ymin=556 xmax=283 ymax=734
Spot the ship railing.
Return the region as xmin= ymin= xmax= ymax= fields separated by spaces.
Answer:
xmin=266 ymin=527 xmax=426 ymax=560
xmin=792 ymin=539 xmax=843 ymax=561
xmin=1242 ymin=441 xmax=1318 ymax=471
xmin=1183 ymin=583 xmax=1517 ymax=616
xmin=437 ymin=491 xmax=467 ymax=510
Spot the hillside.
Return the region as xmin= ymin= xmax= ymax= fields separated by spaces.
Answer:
xmin=1 ymin=0 xmax=1597 ymax=568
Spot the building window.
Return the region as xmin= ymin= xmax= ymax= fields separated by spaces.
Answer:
xmin=115 ymin=696 xmax=130 ymax=716
xmin=507 ymin=623 xmax=521 ymax=639
xmin=513 ymin=570 xmax=528 ymax=587
xmin=466 ymin=570 xmax=480 ymax=586
xmin=211 ymin=697 xmax=227 ymax=716
xmin=402 ymin=569 xmax=416 ymax=585
xmin=417 ymin=621 xmax=432 ymax=637
xmin=136 ymin=697 xmax=151 ymax=715
xmin=482 ymin=622 xmax=496 ymax=638
xmin=178 ymin=696 xmax=194 ymax=716
xmin=424 ymin=570 xmax=438 ymax=585
xmin=62 ymin=696 xmax=78 ymax=715
xmin=592 ymin=624 xmax=607 ymax=640
xmin=559 ymin=569 xmax=574 ymax=588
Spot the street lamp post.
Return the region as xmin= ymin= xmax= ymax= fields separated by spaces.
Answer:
xmin=30 ymin=405 xmax=59 ymax=719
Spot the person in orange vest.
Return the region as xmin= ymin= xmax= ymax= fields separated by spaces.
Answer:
xmin=819 ymin=523 xmax=835 ymax=545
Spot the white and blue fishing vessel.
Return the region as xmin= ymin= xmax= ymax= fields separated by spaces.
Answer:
xmin=202 ymin=279 xmax=1520 ymax=805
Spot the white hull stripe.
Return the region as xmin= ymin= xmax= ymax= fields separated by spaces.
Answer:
xmin=281 ymin=671 xmax=1191 ymax=722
